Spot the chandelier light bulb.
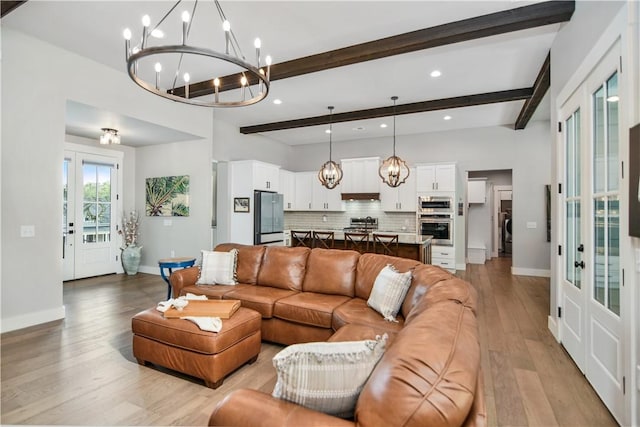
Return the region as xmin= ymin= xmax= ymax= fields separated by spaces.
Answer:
xmin=265 ymin=55 xmax=272 ymax=66
xmin=154 ymin=62 xmax=162 ymax=73
xmin=142 ymin=15 xmax=151 ymax=27
xmin=123 ymin=28 xmax=132 ymax=40
xmin=182 ymin=11 xmax=190 ymax=22
xmin=240 ymin=76 xmax=248 ymax=86
xmin=183 ymin=73 xmax=190 ymax=83
xmin=254 ymin=38 xmax=261 ymax=49
xmin=222 ymin=20 xmax=231 ymax=32
xmin=213 ymin=78 xmax=220 ymax=87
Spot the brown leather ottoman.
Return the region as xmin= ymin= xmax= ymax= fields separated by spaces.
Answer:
xmin=131 ymin=307 xmax=261 ymax=388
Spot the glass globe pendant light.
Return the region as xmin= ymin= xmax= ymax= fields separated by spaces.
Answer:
xmin=318 ymin=106 xmax=343 ymax=189
xmin=379 ymin=96 xmax=410 ymax=187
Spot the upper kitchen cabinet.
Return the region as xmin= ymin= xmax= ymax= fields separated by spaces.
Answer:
xmin=294 ymin=171 xmax=344 ymax=211
xmin=416 ymin=163 xmax=456 ymax=193
xmin=231 ymin=160 xmax=280 ymax=192
xmin=312 ymin=177 xmax=344 ymax=211
xmin=340 ymin=157 xmax=380 ymax=194
xmin=380 ymin=167 xmax=416 ymax=212
xmin=467 ymin=179 xmax=486 ymax=204
xmin=252 ymin=161 xmax=280 ymax=191
xmin=280 ymin=169 xmax=296 ymax=211
xmin=294 ymin=172 xmax=314 ymax=211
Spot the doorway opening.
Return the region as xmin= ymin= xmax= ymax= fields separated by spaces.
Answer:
xmin=466 ymin=169 xmax=513 ymax=263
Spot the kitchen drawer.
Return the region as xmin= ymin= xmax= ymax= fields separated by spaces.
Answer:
xmin=432 ymin=245 xmax=455 ymax=259
xmin=431 ymin=257 xmax=455 ymax=270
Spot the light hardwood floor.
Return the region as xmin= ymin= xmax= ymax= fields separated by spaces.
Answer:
xmin=1 ymin=258 xmax=617 ymax=426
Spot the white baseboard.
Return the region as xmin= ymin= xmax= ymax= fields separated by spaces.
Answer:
xmin=456 ymin=263 xmax=466 ymax=271
xmin=1 ymin=305 xmax=66 ymax=333
xmin=137 ymin=265 xmax=160 ymax=275
xmin=511 ymin=267 xmax=551 ymax=277
xmin=548 ymin=315 xmax=560 ymax=342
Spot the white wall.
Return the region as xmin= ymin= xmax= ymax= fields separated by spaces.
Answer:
xmin=0 ymin=29 xmax=212 ymax=332
xmin=135 ymin=140 xmax=213 ymax=273
xmin=287 ymin=120 xmax=551 ymax=273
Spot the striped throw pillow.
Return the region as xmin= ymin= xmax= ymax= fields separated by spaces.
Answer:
xmin=367 ymin=264 xmax=412 ymax=322
xmin=272 ymin=335 xmax=387 ymax=418
xmin=195 ymin=249 xmax=238 ymax=285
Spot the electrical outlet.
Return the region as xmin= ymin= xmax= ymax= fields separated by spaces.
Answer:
xmin=163 ymin=219 xmax=172 ymax=226
xmin=20 ymin=225 xmax=35 ymax=237
xmin=170 ymin=250 xmax=175 ymax=258
xmin=526 ymin=222 xmax=537 ymax=229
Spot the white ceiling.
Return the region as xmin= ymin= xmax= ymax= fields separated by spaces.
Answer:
xmin=2 ymin=1 xmax=557 ymax=147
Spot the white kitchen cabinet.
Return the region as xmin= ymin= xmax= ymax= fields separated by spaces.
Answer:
xmin=311 ymin=176 xmax=343 ymax=211
xmin=280 ymin=169 xmax=296 ymax=211
xmin=253 ymin=161 xmax=280 ymax=191
xmin=380 ymin=167 xmax=416 ymax=212
xmin=294 ymin=171 xmax=343 ymax=211
xmin=431 ymin=245 xmax=456 ymax=272
xmin=231 ymin=160 xmax=280 ymax=192
xmin=416 ymin=164 xmax=456 ymax=193
xmin=294 ymin=172 xmax=314 ymax=211
xmin=340 ymin=157 xmax=380 ymax=194
xmin=467 ymin=180 xmax=486 ymax=204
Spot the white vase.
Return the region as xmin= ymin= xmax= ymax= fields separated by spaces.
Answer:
xmin=121 ymin=245 xmax=142 ymax=275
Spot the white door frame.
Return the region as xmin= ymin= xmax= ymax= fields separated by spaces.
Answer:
xmin=64 ymin=142 xmax=124 ymax=277
xmin=492 ymin=185 xmax=512 ymax=258
xmin=554 ymin=8 xmax=633 ymax=424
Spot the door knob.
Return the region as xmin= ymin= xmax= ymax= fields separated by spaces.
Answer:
xmin=574 ymin=260 xmax=585 ymax=269
xmin=577 ymin=244 xmax=584 ymax=252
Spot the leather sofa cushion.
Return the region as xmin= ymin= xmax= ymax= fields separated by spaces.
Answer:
xmin=332 ymin=298 xmax=404 ymax=336
xmin=355 ymin=254 xmax=420 ymax=300
xmin=405 ymin=277 xmax=478 ymax=324
xmin=257 ymin=246 xmax=310 ymax=291
xmin=223 ymin=286 xmax=297 ymax=318
xmin=180 ymin=284 xmax=252 ymax=300
xmin=302 ymin=249 xmax=358 ymax=297
xmin=356 ymin=298 xmax=480 ymax=427
xmin=215 ymin=243 xmax=265 ymax=285
xmin=274 ymin=292 xmax=351 ymax=329
xmin=401 ymin=264 xmax=454 ymax=318
xmin=328 ymin=323 xmax=398 ymax=347
xmin=131 ymin=307 xmax=261 ymax=355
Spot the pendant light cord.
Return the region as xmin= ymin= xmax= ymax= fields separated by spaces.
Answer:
xmin=328 ymin=106 xmax=334 ymax=161
xmin=392 ymin=96 xmax=398 ymax=156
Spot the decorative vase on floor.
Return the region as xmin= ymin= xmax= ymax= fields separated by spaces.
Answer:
xmin=122 ymin=245 xmax=142 ymax=275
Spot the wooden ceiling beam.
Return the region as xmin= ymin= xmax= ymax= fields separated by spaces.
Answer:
xmin=514 ymin=52 xmax=550 ymax=130
xmin=1 ymin=1 xmax=27 ymax=18
xmin=176 ymin=1 xmax=574 ymax=98
xmin=240 ymin=88 xmax=533 ymax=134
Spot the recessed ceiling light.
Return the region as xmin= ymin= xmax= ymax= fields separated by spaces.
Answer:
xmin=352 ymin=126 xmax=365 ymax=131
xmin=430 ymin=70 xmax=442 ymax=78
xmin=380 ymin=123 xmax=387 ymax=128
xmin=151 ymin=29 xmax=165 ymax=38
xmin=443 ymin=115 xmax=452 ymax=120
xmin=273 ymin=99 xmax=282 ymax=105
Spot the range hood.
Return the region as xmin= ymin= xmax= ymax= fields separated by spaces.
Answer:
xmin=341 ymin=193 xmax=380 ymax=201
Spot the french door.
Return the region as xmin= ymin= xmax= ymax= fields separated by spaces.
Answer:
xmin=63 ymin=150 xmax=120 ymax=280
xmin=559 ymin=42 xmax=624 ymax=423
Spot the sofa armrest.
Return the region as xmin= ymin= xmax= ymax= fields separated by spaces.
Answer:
xmin=209 ymin=389 xmax=354 ymax=427
xmin=168 ymin=266 xmax=199 ymax=298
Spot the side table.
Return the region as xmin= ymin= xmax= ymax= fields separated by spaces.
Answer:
xmin=158 ymin=257 xmax=196 ymax=299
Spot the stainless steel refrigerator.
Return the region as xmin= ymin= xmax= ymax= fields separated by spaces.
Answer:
xmin=254 ymin=190 xmax=284 ymax=245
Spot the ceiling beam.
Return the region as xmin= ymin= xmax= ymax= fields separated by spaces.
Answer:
xmin=174 ymin=0 xmax=574 ymax=98
xmin=240 ymin=88 xmax=533 ymax=134
xmin=514 ymin=52 xmax=550 ymax=130
xmin=1 ymin=1 xmax=27 ymax=18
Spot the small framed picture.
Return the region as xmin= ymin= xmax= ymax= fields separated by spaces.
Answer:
xmin=234 ymin=197 xmax=250 ymax=213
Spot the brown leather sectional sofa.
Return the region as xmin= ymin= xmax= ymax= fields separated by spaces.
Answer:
xmin=170 ymin=244 xmax=486 ymax=427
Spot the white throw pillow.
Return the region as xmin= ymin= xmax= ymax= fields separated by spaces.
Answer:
xmin=272 ymin=335 xmax=387 ymax=418
xmin=367 ymin=264 xmax=412 ymax=322
xmin=195 ymin=249 xmax=238 ymax=285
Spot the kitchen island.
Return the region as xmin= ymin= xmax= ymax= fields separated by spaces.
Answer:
xmin=288 ymin=229 xmax=432 ymax=264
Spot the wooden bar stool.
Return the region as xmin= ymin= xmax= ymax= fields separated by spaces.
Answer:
xmin=344 ymin=232 xmax=370 ymax=253
xmin=373 ymin=234 xmax=399 ymax=257
xmin=291 ymin=230 xmax=312 ymax=247
xmin=313 ymin=231 xmax=335 ymax=249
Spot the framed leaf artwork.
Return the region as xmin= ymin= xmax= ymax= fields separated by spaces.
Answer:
xmin=146 ymin=175 xmax=190 ymax=216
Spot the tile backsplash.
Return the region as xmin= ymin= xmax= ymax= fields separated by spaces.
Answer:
xmin=284 ymin=201 xmax=416 ymax=233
